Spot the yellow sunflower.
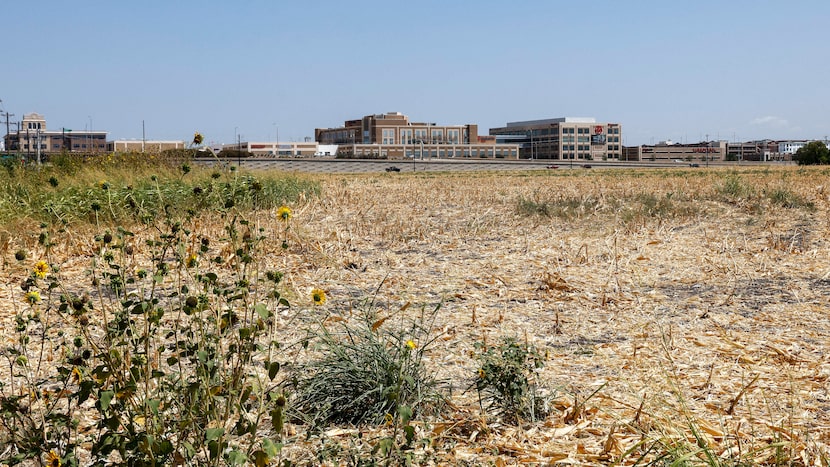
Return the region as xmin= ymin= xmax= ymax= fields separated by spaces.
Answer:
xmin=277 ymin=205 xmax=292 ymax=221
xmin=405 ymin=340 xmax=417 ymax=350
xmin=34 ymin=260 xmax=49 ymax=279
xmin=311 ymin=288 xmax=327 ymax=305
xmin=45 ymin=450 xmax=61 ymax=467
xmin=193 ymin=132 xmax=204 ymax=145
xmin=24 ymin=290 xmax=41 ymax=305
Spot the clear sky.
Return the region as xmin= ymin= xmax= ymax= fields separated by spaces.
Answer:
xmin=3 ymin=1 xmax=829 ymax=146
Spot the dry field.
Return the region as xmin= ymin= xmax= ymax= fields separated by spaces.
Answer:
xmin=2 ymin=166 xmax=830 ymax=465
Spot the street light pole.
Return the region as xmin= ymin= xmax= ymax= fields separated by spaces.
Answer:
xmin=705 ymin=134 xmax=709 ymax=168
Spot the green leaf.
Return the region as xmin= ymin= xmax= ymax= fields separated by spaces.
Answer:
xmin=270 ymin=407 xmax=284 ymax=433
xmin=206 ymin=427 xmax=224 ymax=442
xmin=255 ymin=303 xmax=270 ymax=320
xmin=262 ymin=439 xmax=282 ymax=457
xmin=99 ymin=390 xmax=114 ymax=411
xmin=226 ymin=450 xmax=247 ymax=465
xmin=77 ymin=380 xmax=94 ymax=405
xmin=404 ymin=424 xmax=416 ymax=445
xmin=399 ymin=405 xmax=413 ymax=425
xmin=267 ymin=361 xmax=280 ymax=380
xmin=147 ymin=398 xmax=160 ymax=415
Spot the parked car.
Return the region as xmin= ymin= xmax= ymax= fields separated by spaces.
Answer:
xmin=385 ymin=166 xmax=401 ymax=172
xmin=581 ymin=164 xmax=592 ymax=169
xmin=689 ymin=163 xmax=700 ymax=167
xmin=545 ymin=164 xmax=559 ymax=169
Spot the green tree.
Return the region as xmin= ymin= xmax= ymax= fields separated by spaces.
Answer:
xmin=795 ymin=141 xmax=830 ymax=165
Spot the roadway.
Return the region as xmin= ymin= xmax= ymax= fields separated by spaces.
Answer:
xmin=193 ymin=157 xmax=788 ymax=174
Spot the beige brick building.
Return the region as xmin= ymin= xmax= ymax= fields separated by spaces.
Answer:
xmin=489 ymin=117 xmax=622 ymax=160
xmin=4 ymin=113 xmax=107 ymax=155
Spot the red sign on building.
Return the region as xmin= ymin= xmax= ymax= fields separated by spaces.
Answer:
xmin=594 ymin=125 xmax=603 ymax=134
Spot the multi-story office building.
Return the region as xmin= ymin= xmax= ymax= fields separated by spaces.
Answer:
xmin=725 ymin=140 xmax=792 ymax=161
xmin=489 ymin=117 xmax=622 ymax=160
xmin=4 ymin=113 xmax=107 ymax=155
xmin=315 ymin=112 xmax=520 ymax=159
xmin=622 ymin=140 xmax=727 ymax=162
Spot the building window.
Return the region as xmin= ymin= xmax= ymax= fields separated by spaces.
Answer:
xmin=382 ymin=129 xmax=395 ymax=145
xmin=400 ymin=129 xmax=413 ymax=144
xmin=447 ymin=129 xmax=459 ymax=143
xmin=431 ymin=129 xmax=443 ymax=143
xmin=414 ymin=129 xmax=427 ymax=142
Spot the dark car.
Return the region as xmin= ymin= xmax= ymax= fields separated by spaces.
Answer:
xmin=581 ymin=164 xmax=592 ymax=169
xmin=689 ymin=163 xmax=700 ymax=167
xmin=385 ymin=166 xmax=401 ymax=172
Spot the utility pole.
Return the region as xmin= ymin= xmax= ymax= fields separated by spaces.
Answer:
xmin=0 ymin=97 xmax=14 ymax=152
xmin=36 ymin=129 xmax=42 ymax=165
xmin=2 ymin=111 xmax=14 ymax=140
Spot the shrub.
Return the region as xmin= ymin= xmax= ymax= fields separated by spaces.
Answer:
xmin=473 ymin=337 xmax=547 ymax=422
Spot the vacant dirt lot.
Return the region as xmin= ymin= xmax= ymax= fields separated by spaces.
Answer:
xmin=3 ymin=167 xmax=829 ymax=465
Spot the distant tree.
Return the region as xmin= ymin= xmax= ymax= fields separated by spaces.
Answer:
xmin=795 ymin=141 xmax=829 ymax=165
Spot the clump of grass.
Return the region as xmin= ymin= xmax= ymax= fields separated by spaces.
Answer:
xmin=517 ymin=195 xmax=600 ymax=220
xmin=715 ymin=173 xmax=754 ymax=202
xmin=766 ymin=187 xmax=815 ymax=210
xmin=291 ymin=304 xmax=445 ymax=427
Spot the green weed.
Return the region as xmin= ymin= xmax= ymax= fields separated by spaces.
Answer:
xmin=473 ymin=337 xmax=547 ymax=423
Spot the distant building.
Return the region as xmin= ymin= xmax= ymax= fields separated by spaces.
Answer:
xmin=3 ymin=112 xmax=107 ymax=155
xmin=218 ymin=140 xmax=330 ymax=157
xmin=622 ymin=140 xmax=727 ymax=162
xmin=108 ymin=140 xmax=186 ymax=152
xmin=724 ymin=140 xmax=791 ymax=161
xmin=489 ymin=117 xmax=622 ymax=160
xmin=315 ymin=112 xmax=520 ymax=159
xmin=778 ymin=140 xmax=809 ymax=156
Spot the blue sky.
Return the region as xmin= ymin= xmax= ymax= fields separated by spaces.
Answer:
xmin=3 ymin=1 xmax=829 ymax=145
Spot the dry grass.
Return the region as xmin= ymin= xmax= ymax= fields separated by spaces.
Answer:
xmin=3 ymin=166 xmax=830 ymax=465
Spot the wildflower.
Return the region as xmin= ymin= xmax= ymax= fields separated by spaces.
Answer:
xmin=45 ymin=450 xmax=61 ymax=467
xmin=186 ymin=253 xmax=198 ymax=268
xmin=98 ymin=180 xmax=109 ymax=190
xmin=277 ymin=205 xmax=292 ymax=221
xmin=384 ymin=413 xmax=394 ymax=425
xmin=24 ymin=290 xmax=41 ymax=305
xmin=405 ymin=339 xmax=417 ymax=350
xmin=193 ymin=132 xmax=204 ymax=145
xmin=33 ymin=261 xmax=49 ymax=279
xmin=311 ymin=288 xmax=327 ymax=306
xmin=478 ymin=368 xmax=486 ymax=379
xmin=71 ymin=367 xmax=83 ymax=382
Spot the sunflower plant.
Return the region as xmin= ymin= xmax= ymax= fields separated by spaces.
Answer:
xmin=0 ymin=168 xmax=311 ymax=466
